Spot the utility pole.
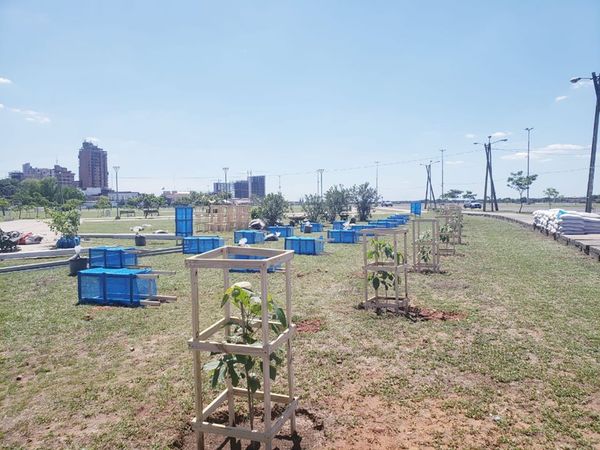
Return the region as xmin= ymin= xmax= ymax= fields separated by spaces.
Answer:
xmin=439 ymin=149 xmax=446 ymax=202
xmin=317 ymin=169 xmax=324 ymax=197
xmin=474 ymin=136 xmax=507 ymax=212
xmin=524 ymin=128 xmax=534 ymax=203
xmin=571 ymin=72 xmax=600 ymax=213
xmin=278 ymin=175 xmax=282 ymax=194
xmin=375 ymin=161 xmax=380 ymax=200
xmin=113 ymin=166 xmax=120 ymax=219
xmin=421 ymin=160 xmax=439 ymax=210
xmin=247 ymin=170 xmax=252 ymax=200
xmin=223 ymin=167 xmax=229 ymax=197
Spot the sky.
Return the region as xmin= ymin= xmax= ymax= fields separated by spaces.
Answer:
xmin=1 ymin=0 xmax=599 ymax=201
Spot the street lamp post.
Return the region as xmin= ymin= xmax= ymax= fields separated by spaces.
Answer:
xmin=374 ymin=161 xmax=380 ymax=201
xmin=223 ymin=167 xmax=229 ymax=197
xmin=113 ymin=166 xmax=120 ymax=219
xmin=571 ymin=72 xmax=600 ymax=213
xmin=525 ymin=127 xmax=534 ymax=203
xmin=440 ymin=149 xmax=446 ymax=202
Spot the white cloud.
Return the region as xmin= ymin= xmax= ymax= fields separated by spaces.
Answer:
xmin=85 ymin=136 xmax=100 ymax=143
xmin=501 ymin=143 xmax=588 ymax=161
xmin=0 ymin=77 xmax=12 ymax=85
xmin=446 ymin=160 xmax=464 ymax=165
xmin=0 ymin=103 xmax=4 ymax=109
xmin=491 ymin=131 xmax=511 ymax=138
xmin=571 ymin=79 xmax=593 ymax=89
xmin=465 ymin=133 xmax=476 ymax=139
xmin=555 ymin=95 xmax=568 ymax=102
xmin=9 ymin=107 xmax=51 ymax=124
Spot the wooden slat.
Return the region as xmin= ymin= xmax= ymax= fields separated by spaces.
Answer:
xmin=140 ymin=300 xmax=160 ymax=307
xmin=231 ymin=388 xmax=293 ymax=404
xmin=267 ymin=398 xmax=299 ymax=439
xmin=201 ymin=389 xmax=228 ymax=420
xmin=196 ymin=318 xmax=226 ymax=340
xmin=192 ymin=419 xmax=267 ymax=442
xmin=188 ymin=339 xmax=267 ymax=356
xmin=269 ymin=326 xmax=296 ymax=353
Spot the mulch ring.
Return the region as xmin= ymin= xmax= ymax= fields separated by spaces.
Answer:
xmin=296 ymin=319 xmax=323 ymax=333
xmin=359 ymin=303 xmax=466 ymax=322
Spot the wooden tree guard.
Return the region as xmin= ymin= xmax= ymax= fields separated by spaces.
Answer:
xmin=185 ymin=246 xmax=297 ymax=450
xmin=439 ymin=205 xmax=463 ymax=244
xmin=196 ymin=205 xmax=251 ymax=232
xmin=437 ymin=214 xmax=458 ymax=256
xmin=360 ymin=228 xmax=409 ymax=313
xmin=411 ymin=219 xmax=440 ymax=272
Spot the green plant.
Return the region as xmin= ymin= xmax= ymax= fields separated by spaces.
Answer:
xmin=204 ymin=283 xmax=287 ymax=431
xmin=351 ymin=182 xmax=378 ymax=222
xmin=255 ymin=193 xmax=289 ymax=226
xmin=367 ymin=238 xmax=403 ymax=265
xmin=301 ymin=194 xmax=327 ymax=222
xmin=440 ymin=223 xmax=454 ymax=243
xmin=543 ymin=187 xmax=560 ymax=208
xmin=417 ymin=231 xmax=432 ymax=263
xmin=324 ymin=185 xmax=351 ymax=221
xmin=47 ymin=208 xmax=80 ymax=238
xmin=368 ymin=270 xmax=397 ymax=298
xmin=507 ymin=171 xmax=538 ymax=213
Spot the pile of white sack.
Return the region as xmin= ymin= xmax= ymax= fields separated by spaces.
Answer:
xmin=533 ymin=209 xmax=600 ymax=235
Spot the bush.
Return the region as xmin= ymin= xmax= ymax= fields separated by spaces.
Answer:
xmin=255 ymin=193 xmax=289 ymax=226
xmin=351 ymin=182 xmax=378 ymax=222
xmin=324 ymin=185 xmax=351 ymax=222
xmin=301 ymin=194 xmax=327 ymax=222
xmin=47 ymin=208 xmax=81 ymax=238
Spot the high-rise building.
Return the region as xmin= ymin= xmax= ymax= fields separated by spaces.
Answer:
xmin=78 ymin=141 xmax=108 ymax=189
xmin=233 ymin=180 xmax=249 ymax=199
xmin=13 ymin=162 xmax=76 ymax=186
xmin=249 ymin=175 xmax=266 ymax=198
xmin=52 ymin=165 xmax=76 ymax=186
xmin=22 ymin=162 xmax=53 ymax=179
xmin=213 ymin=182 xmax=233 ymax=195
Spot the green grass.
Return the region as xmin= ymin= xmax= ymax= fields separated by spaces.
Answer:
xmin=2 ymin=216 xmax=600 ymax=448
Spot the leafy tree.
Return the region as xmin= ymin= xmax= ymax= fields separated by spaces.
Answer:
xmin=61 ymin=186 xmax=85 ymax=203
xmin=543 ymin=187 xmax=561 ymax=208
xmin=126 ymin=197 xmax=140 ymax=209
xmin=462 ymin=191 xmax=477 ymax=200
xmin=301 ymin=194 xmax=327 ymax=222
xmin=62 ymin=198 xmax=83 ymax=211
xmin=0 ymin=178 xmax=19 ymax=199
xmin=0 ymin=197 xmax=10 ymax=216
xmin=47 ymin=208 xmax=81 ymax=238
xmin=95 ymin=196 xmax=112 ymax=216
xmin=441 ymin=189 xmax=463 ymax=200
xmin=255 ymin=193 xmax=289 ymax=225
xmin=351 ymin=182 xmax=378 ymax=222
xmin=507 ymin=171 xmax=538 ymax=213
xmin=324 ymin=185 xmax=351 ymax=222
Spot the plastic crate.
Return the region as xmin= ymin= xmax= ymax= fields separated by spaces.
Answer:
xmin=267 ymin=226 xmax=295 ymax=238
xmin=327 ymin=229 xmax=359 ymax=244
xmin=229 ymin=254 xmax=280 ymax=273
xmin=332 ymin=220 xmax=346 ymax=230
xmin=284 ymin=236 xmax=325 ymax=255
xmin=410 ymin=202 xmax=422 ymax=216
xmin=368 ymin=220 xmax=397 ymax=228
xmin=78 ymin=268 xmax=157 ymax=306
xmin=183 ymin=236 xmax=224 ymax=254
xmin=300 ymin=222 xmax=323 ymax=233
xmin=350 ymin=224 xmax=378 ymax=236
xmin=89 ymin=246 xmax=138 ymax=268
xmin=56 ymin=236 xmax=81 ymax=249
xmin=175 ymin=206 xmax=194 ymax=237
xmin=234 ymin=230 xmax=265 ymax=244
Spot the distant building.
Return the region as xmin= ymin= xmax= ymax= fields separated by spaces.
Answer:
xmin=107 ymin=191 xmax=140 ymax=204
xmin=213 ymin=182 xmax=233 ymax=195
xmin=233 ymin=180 xmax=249 ymax=199
xmin=232 ymin=176 xmax=266 ymax=199
xmin=78 ymin=141 xmax=108 ymax=189
xmin=22 ymin=162 xmax=53 ymax=180
xmin=52 ymin=164 xmax=76 ymax=186
xmin=9 ymin=171 xmax=24 ymax=181
xmin=162 ymin=190 xmax=192 ymax=203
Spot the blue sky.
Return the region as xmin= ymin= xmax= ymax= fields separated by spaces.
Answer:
xmin=1 ymin=0 xmax=599 ymax=200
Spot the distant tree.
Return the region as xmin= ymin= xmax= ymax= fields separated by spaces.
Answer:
xmin=0 ymin=178 xmax=19 ymax=199
xmin=351 ymin=182 xmax=378 ymax=222
xmin=62 ymin=198 xmax=83 ymax=211
xmin=543 ymin=187 xmax=561 ymax=208
xmin=324 ymin=185 xmax=351 ymax=222
xmin=441 ymin=189 xmax=463 ymax=200
xmin=126 ymin=197 xmax=140 ymax=209
xmin=256 ymin=193 xmax=289 ymax=226
xmin=301 ymin=194 xmax=327 ymax=222
xmin=462 ymin=191 xmax=477 ymax=200
xmin=507 ymin=171 xmax=538 ymax=213
xmin=0 ymin=197 xmax=10 ymax=216
xmin=61 ymin=186 xmax=85 ymax=203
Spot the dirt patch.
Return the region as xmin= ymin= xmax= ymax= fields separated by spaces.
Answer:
xmin=177 ymin=406 xmax=325 ymax=449
xmin=296 ymin=319 xmax=322 ymax=333
xmin=358 ymin=303 xmax=466 ymax=321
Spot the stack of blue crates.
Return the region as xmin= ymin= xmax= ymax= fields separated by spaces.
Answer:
xmin=410 ymin=202 xmax=422 ymax=216
xmin=267 ymin=226 xmax=294 ymax=238
xmin=368 ymin=220 xmax=397 ymax=228
xmin=285 ymin=236 xmax=325 ymax=255
xmin=175 ymin=206 xmax=194 ymax=237
xmin=183 ymin=236 xmax=224 ymax=254
xmin=300 ymin=222 xmax=324 ymax=233
xmin=229 ymin=254 xmax=280 ymax=273
xmin=327 ymin=229 xmax=359 ymax=244
xmin=350 ymin=224 xmax=378 ymax=236
xmin=387 ymin=214 xmax=410 ymax=225
xmin=89 ymin=246 xmax=138 ymax=268
xmin=78 ymin=268 xmax=157 ymax=306
xmin=332 ymin=220 xmax=346 ymax=230
xmin=234 ymin=230 xmax=265 ymax=244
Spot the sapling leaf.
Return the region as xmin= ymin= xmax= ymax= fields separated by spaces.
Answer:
xmin=203 ymin=360 xmax=220 ymax=371
xmin=221 ymin=294 xmax=230 ymax=307
xmin=269 ymin=365 xmax=277 ymax=381
xmin=275 ymin=307 xmax=287 ymax=328
xmin=248 ymin=375 xmax=261 ymax=393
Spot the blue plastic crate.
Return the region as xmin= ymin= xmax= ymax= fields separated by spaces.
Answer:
xmin=327 ymin=229 xmax=359 ymax=244
xmin=300 ymin=222 xmax=323 ymax=233
xmin=78 ymin=268 xmax=157 ymax=307
xmin=284 ymin=236 xmax=325 ymax=255
xmin=183 ymin=236 xmax=224 ymax=254
xmin=229 ymin=254 xmax=280 ymax=273
xmin=410 ymin=202 xmax=422 ymax=216
xmin=332 ymin=220 xmax=345 ymax=230
xmin=89 ymin=246 xmax=138 ymax=268
xmin=175 ymin=206 xmax=194 ymax=237
xmin=368 ymin=220 xmax=396 ymax=228
xmin=56 ymin=236 xmax=80 ymax=248
xmin=267 ymin=226 xmax=294 ymax=238
xmin=234 ymin=230 xmax=265 ymax=244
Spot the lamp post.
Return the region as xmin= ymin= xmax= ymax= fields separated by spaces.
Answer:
xmin=374 ymin=161 xmax=380 ymax=201
xmin=439 ymin=149 xmax=446 ymax=202
xmin=524 ymin=127 xmax=534 ymax=203
xmin=223 ymin=167 xmax=229 ymax=197
xmin=571 ymin=72 xmax=600 ymax=213
xmin=113 ymin=166 xmax=120 ymax=219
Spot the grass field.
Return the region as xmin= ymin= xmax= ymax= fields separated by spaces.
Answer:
xmin=2 ymin=216 xmax=600 ymax=449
